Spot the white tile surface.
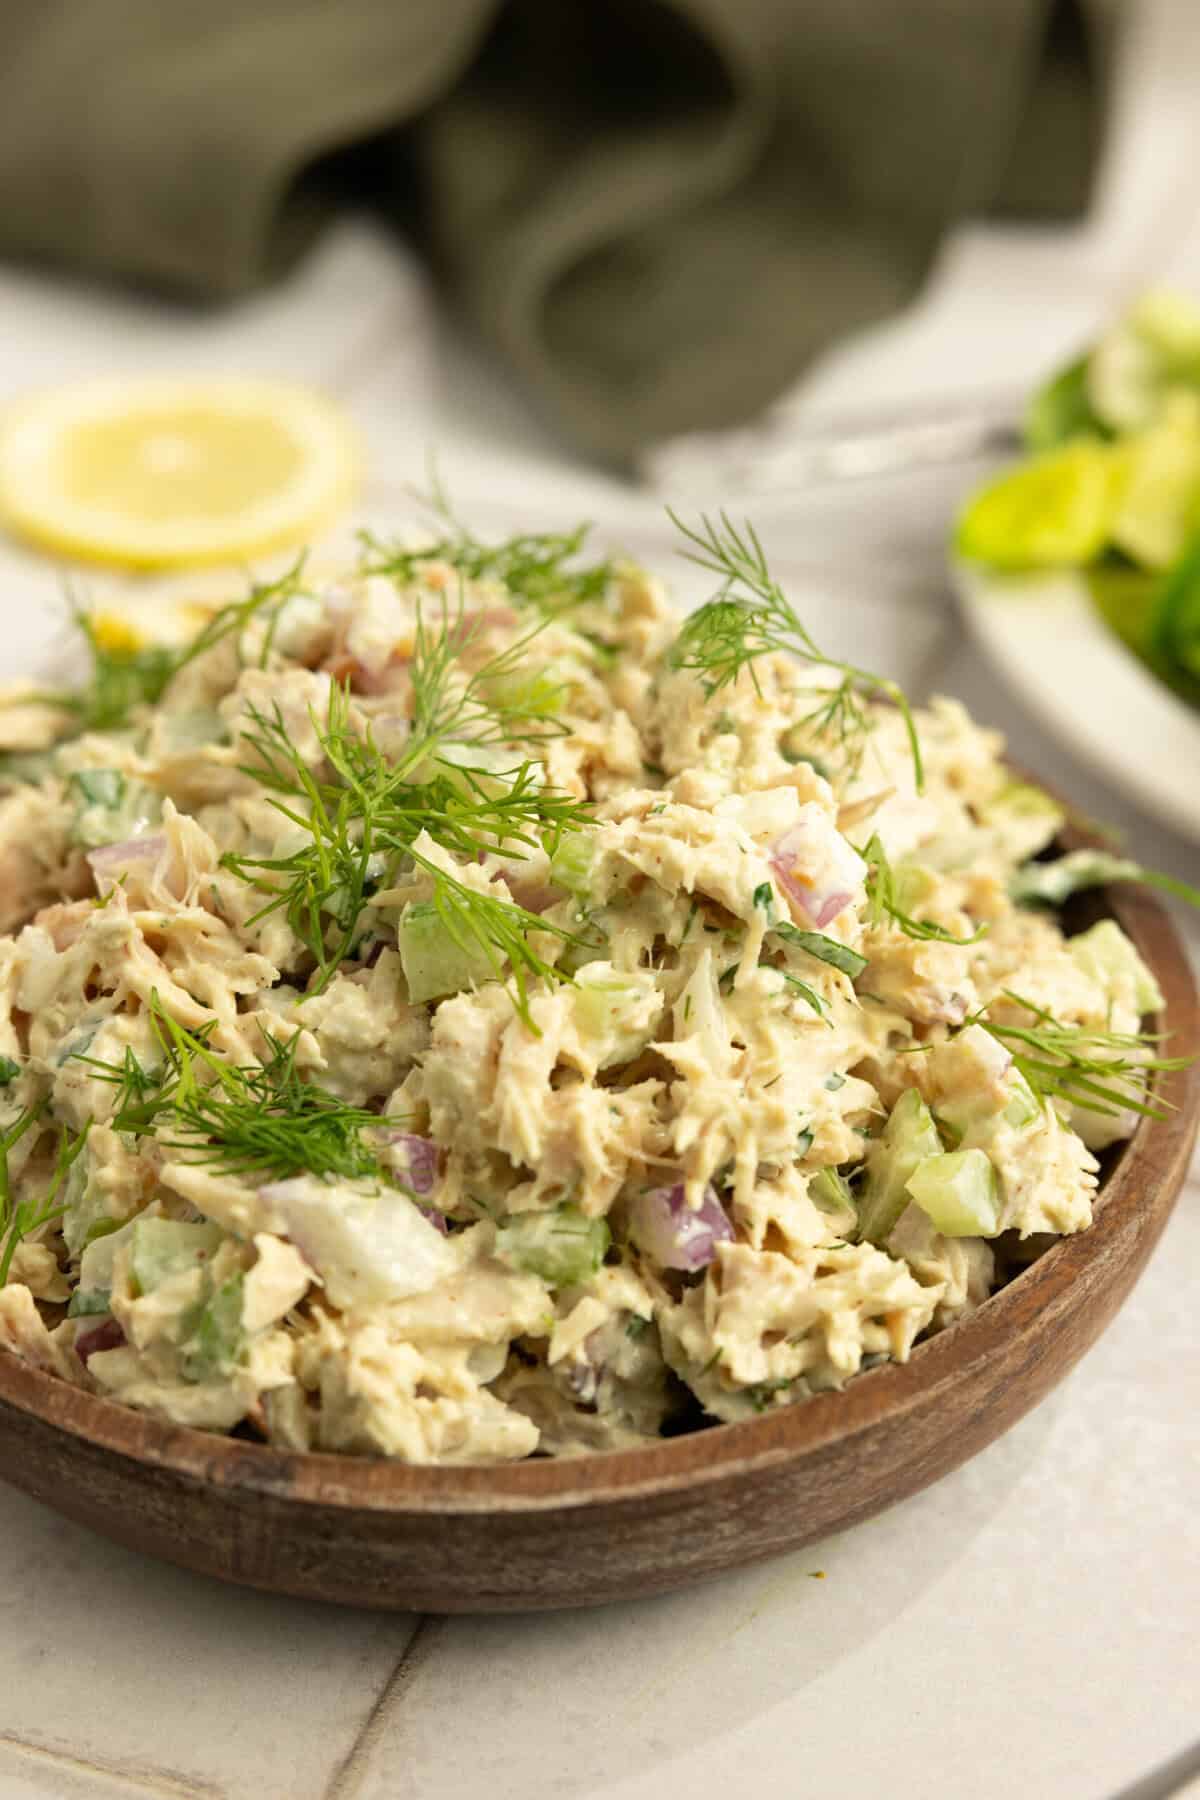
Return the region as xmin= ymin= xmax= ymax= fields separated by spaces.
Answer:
xmin=338 ymin=1189 xmax=1200 ymax=1800
xmin=0 ymin=1486 xmax=416 ymax=1799
xmin=2 ymin=4 xmax=1200 ymax=1798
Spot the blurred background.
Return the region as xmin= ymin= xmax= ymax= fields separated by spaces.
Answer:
xmin=2 ymin=0 xmax=1197 ymax=875
xmin=1 ymin=7 xmax=1200 ymax=1800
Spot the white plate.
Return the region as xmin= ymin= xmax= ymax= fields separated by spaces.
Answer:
xmin=954 ymin=561 xmax=1200 ymax=843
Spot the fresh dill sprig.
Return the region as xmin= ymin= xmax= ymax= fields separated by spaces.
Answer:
xmin=973 ymin=990 xmax=1188 ymax=1119
xmin=861 ymin=833 xmax=986 ymax=945
xmin=222 ymin=666 xmax=591 ymax=1006
xmin=13 ymin=559 xmax=309 ymax=741
xmin=405 ymin=599 xmax=572 ymax=749
xmin=667 ymin=511 xmax=924 ymax=791
xmin=0 ymin=1101 xmax=91 ymax=1284
xmin=358 ymin=472 xmax=612 ymax=616
xmin=80 ymin=1003 xmax=396 ymax=1183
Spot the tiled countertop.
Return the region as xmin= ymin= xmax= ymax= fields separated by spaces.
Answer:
xmin=1 ymin=5 xmax=1199 ymax=1796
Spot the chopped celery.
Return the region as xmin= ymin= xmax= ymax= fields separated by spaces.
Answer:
xmin=572 ymin=964 xmax=659 ymax=1067
xmin=1069 ymin=919 xmax=1163 ymax=1014
xmin=181 ymin=1273 xmax=245 ymax=1380
xmin=128 ymin=1217 xmax=225 ymax=1296
xmin=397 ymin=899 xmax=497 ymax=1003
xmin=67 ymin=1288 xmax=112 ymax=1318
xmin=77 ymin=1215 xmax=139 ymax=1294
xmin=0 ymin=1057 xmax=19 ymax=1087
xmin=986 ymin=779 xmax=1064 ymax=825
xmin=481 ymin=665 xmax=565 ymax=719
xmin=955 ymin=442 xmax=1122 ymax=571
xmin=548 ymin=830 xmax=595 ymax=896
xmin=906 ymin=1148 xmax=1000 ymax=1237
xmin=67 ymin=770 xmax=160 ymax=851
xmin=813 ymin=1166 xmax=859 ymax=1238
xmin=811 ymin=1167 xmax=854 ymax=1215
xmin=1003 ymin=1075 xmax=1042 ymax=1129
xmin=495 ymin=1205 xmax=610 ymax=1288
xmin=856 ymin=1088 xmax=942 ymax=1246
xmin=70 ymin=768 xmax=126 ymax=809
xmin=0 ymin=750 xmax=57 ymax=786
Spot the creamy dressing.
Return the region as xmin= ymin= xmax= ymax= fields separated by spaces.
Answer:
xmin=0 ymin=536 xmax=1163 ymax=1462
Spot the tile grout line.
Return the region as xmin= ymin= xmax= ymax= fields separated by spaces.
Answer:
xmin=0 ymin=1730 xmax=222 ymax=1800
xmin=323 ymin=1615 xmax=446 ymax=1800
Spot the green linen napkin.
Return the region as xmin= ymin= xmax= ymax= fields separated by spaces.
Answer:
xmin=0 ymin=0 xmax=1112 ymax=465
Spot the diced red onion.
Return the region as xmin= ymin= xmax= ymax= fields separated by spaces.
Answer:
xmin=383 ymin=1132 xmax=441 ymax=1196
xmin=630 ymin=1181 xmax=734 ymax=1272
xmin=421 ymin=1207 xmax=450 ymax=1236
xmin=484 ymin=861 xmax=562 ymax=914
xmin=76 ymin=1317 xmax=125 ymax=1365
xmin=769 ymin=815 xmax=864 ymax=928
xmin=87 ymin=833 xmax=166 ymax=878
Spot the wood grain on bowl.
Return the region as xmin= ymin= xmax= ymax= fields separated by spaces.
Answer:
xmin=0 ymin=872 xmax=1196 ymax=1613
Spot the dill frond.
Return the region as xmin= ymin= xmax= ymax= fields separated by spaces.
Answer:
xmin=357 ymin=474 xmax=612 ymax=617
xmin=861 ymin=833 xmax=986 ymax=944
xmin=974 ymin=991 xmax=1188 ymax=1119
xmin=667 ymin=511 xmax=924 ymax=791
xmin=18 ymin=558 xmax=310 ymax=740
xmin=82 ymin=1003 xmax=396 ymax=1184
xmin=0 ymin=1101 xmax=90 ymax=1284
xmin=222 ymin=646 xmax=593 ymax=1008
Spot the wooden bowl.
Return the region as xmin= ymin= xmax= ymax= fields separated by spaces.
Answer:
xmin=0 ymin=876 xmax=1195 ymax=1612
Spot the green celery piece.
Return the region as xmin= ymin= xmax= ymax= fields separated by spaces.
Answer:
xmin=397 ymin=899 xmax=497 ymax=1004
xmin=548 ymin=830 xmax=595 ymax=896
xmin=181 ymin=1273 xmax=245 ymax=1380
xmin=69 ymin=768 xmax=126 ymax=809
xmin=1025 ymin=354 xmax=1103 ymax=451
xmin=480 ymin=665 xmax=565 ymax=720
xmin=955 ymin=441 xmax=1123 ymax=572
xmin=67 ymin=1287 xmax=112 ymax=1318
xmin=906 ymin=1148 xmax=1000 ymax=1238
xmin=1003 ymin=1076 xmax=1042 ymax=1129
xmin=0 ymin=1058 xmax=19 ymax=1087
xmin=495 ymin=1206 xmax=610 ymax=1288
xmin=856 ymin=1088 xmax=942 ymax=1246
xmin=129 ymin=1217 xmax=225 ymax=1296
xmin=1069 ymin=919 xmax=1163 ymax=1014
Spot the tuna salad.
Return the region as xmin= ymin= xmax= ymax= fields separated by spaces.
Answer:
xmin=0 ymin=510 xmax=1180 ymax=1462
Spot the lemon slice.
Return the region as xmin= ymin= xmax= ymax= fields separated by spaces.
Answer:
xmin=0 ymin=376 xmax=358 ymax=568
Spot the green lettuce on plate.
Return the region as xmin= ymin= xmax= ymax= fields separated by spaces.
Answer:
xmin=955 ymin=290 xmax=1200 ymax=707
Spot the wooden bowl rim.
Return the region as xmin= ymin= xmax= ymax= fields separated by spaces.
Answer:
xmin=1 ymin=870 xmax=1196 ymax=1519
